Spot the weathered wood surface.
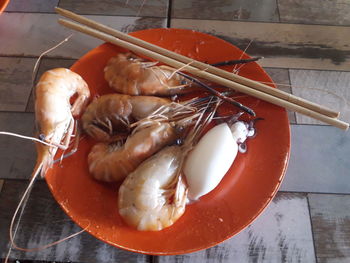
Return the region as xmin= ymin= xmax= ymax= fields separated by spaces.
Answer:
xmin=0 ymin=13 xmax=166 ymax=59
xmin=0 ymin=113 xmax=36 ymax=180
xmin=5 ymin=0 xmax=59 ymax=13
xmin=278 ymin=0 xmax=350 ymax=26
xmin=157 ymin=193 xmax=315 ymax=263
xmin=0 ymin=180 xmax=150 ymax=263
xmin=170 ymin=19 xmax=350 ymax=71
xmin=309 ymin=194 xmax=350 ymax=263
xmin=280 ymin=125 xmax=350 ymax=194
xmin=59 ymin=0 xmax=168 ymax=17
xmin=171 ymin=0 xmax=279 ymax=22
xmin=289 ymin=69 xmax=350 ymax=125
xmin=0 ymin=57 xmax=36 ymax=112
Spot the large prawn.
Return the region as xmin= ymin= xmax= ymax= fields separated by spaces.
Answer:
xmin=81 ymin=93 xmax=171 ymax=142
xmin=103 ymin=53 xmax=256 ymax=116
xmin=5 ymin=68 xmax=90 ymax=260
xmin=34 ymin=68 xmax=90 ymax=177
xmin=87 ymin=101 xmax=201 ymax=182
xmin=118 ymin=104 xmax=218 ymax=231
xmin=104 ymin=52 xmax=198 ymax=96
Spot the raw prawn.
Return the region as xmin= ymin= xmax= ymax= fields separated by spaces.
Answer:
xmin=81 ymin=93 xmax=170 ymax=142
xmin=118 ymin=104 xmax=218 ymax=231
xmin=34 ymin=68 xmax=90 ymax=176
xmin=104 ymin=53 xmax=197 ymax=96
xmin=184 ymin=113 xmax=259 ymax=200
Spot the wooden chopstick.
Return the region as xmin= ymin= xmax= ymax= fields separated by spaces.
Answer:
xmin=57 ymin=18 xmax=349 ymax=130
xmin=55 ymin=7 xmax=339 ymax=119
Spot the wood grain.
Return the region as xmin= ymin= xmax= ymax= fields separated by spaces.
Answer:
xmin=0 ymin=113 xmax=36 ymax=180
xmin=170 ymin=19 xmax=350 ymax=71
xmin=0 ymin=13 xmax=166 ymax=59
xmin=280 ymin=125 xmax=350 ymax=194
xmin=59 ymin=0 xmax=168 ymax=17
xmin=171 ymin=0 xmax=278 ymax=22
xmin=0 ymin=180 xmax=149 ymax=263
xmin=5 ymin=0 xmax=59 ymax=13
xmin=0 ymin=57 xmax=37 ymax=112
xmin=309 ymin=194 xmax=350 ymax=263
xmin=278 ymin=0 xmax=350 ymax=26
xmin=289 ymin=69 xmax=350 ymax=125
xmin=157 ymin=193 xmax=315 ymax=263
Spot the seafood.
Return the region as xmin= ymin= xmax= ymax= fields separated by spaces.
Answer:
xmin=118 ymin=146 xmax=187 ymax=231
xmin=104 ymin=53 xmax=197 ymax=96
xmin=87 ymin=97 xmax=203 ymax=182
xmin=88 ymin=121 xmax=179 ymax=182
xmin=34 ymin=68 xmax=90 ymax=177
xmin=184 ymin=114 xmax=258 ymax=200
xmin=118 ymin=103 xmax=218 ymax=231
xmin=81 ymin=93 xmax=170 ymax=142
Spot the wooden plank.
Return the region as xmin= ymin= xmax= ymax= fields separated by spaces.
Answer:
xmin=289 ymin=69 xmax=350 ymax=125
xmin=0 ymin=13 xmax=166 ymax=59
xmin=157 ymin=193 xmax=315 ymax=263
xmin=308 ymin=194 xmax=350 ymax=263
xmin=171 ymin=0 xmax=279 ymax=22
xmin=280 ymin=125 xmax=350 ymax=194
xmin=5 ymin=0 xmax=59 ymax=13
xmin=0 ymin=180 xmax=149 ymax=263
xmin=59 ymin=0 xmax=168 ymax=17
xmin=0 ymin=57 xmax=37 ymax=112
xmin=278 ymin=0 xmax=350 ymax=26
xmin=0 ymin=112 xmax=36 ymax=180
xmin=170 ymin=19 xmax=350 ymax=71
xmin=26 ymin=58 xmax=76 ymax=113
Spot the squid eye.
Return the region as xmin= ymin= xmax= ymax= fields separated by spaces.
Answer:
xmin=238 ymin=142 xmax=247 ymax=153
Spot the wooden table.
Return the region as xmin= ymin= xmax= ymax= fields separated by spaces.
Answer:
xmin=0 ymin=0 xmax=349 ymax=262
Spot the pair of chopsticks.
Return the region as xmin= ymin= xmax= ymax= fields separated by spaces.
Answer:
xmin=55 ymin=7 xmax=349 ymax=130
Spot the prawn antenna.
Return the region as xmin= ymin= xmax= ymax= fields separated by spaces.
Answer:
xmin=32 ymin=34 xmax=74 ymax=85
xmin=5 ymin=163 xmax=89 ymax=261
xmin=0 ymin=131 xmax=58 ymax=148
xmin=177 ymin=71 xmax=256 ymax=116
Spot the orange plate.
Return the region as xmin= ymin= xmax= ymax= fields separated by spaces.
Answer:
xmin=45 ymin=28 xmax=290 ymax=255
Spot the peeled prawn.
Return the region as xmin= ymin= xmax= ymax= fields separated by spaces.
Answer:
xmin=34 ymin=68 xmax=90 ymax=176
xmin=118 ymin=146 xmax=187 ymax=231
xmin=81 ymin=93 xmax=170 ymax=142
xmin=104 ymin=53 xmax=197 ymax=96
xmin=88 ymin=121 xmax=179 ymax=182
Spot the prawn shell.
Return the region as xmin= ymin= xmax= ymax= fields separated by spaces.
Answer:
xmin=104 ymin=53 xmax=195 ymax=96
xmin=88 ymin=122 xmax=178 ymax=182
xmin=81 ymin=93 xmax=170 ymax=142
xmin=184 ymin=123 xmax=237 ymax=200
xmin=118 ymin=146 xmax=187 ymax=231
